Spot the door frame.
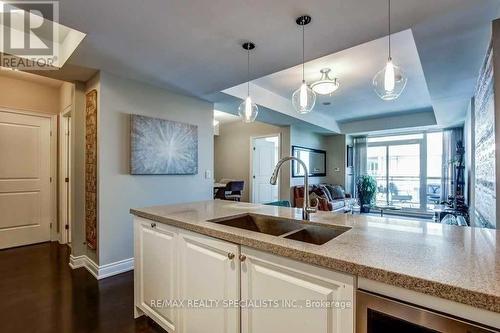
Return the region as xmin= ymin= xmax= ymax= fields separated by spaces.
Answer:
xmin=59 ymin=107 xmax=72 ymax=244
xmin=0 ymin=107 xmax=57 ymax=242
xmin=249 ymin=133 xmax=281 ymax=204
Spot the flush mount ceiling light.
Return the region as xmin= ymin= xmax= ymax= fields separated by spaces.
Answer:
xmin=311 ymin=68 xmax=340 ymax=95
xmin=238 ymin=42 xmax=259 ymax=123
xmin=373 ymin=0 xmax=407 ymax=101
xmin=292 ymin=15 xmax=316 ymax=114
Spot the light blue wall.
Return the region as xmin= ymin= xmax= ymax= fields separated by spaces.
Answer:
xmin=98 ymin=72 xmax=214 ymax=265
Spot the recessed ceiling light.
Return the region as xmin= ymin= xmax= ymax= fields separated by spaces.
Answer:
xmin=311 ymin=68 xmax=340 ymax=95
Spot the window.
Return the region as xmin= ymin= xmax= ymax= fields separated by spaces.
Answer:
xmin=366 ymin=132 xmax=443 ymax=212
xmin=426 ymin=132 xmax=443 ymax=210
xmin=367 ymin=146 xmax=387 ymax=205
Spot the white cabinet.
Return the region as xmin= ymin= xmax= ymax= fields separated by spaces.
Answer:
xmin=178 ymin=230 xmax=240 ymax=333
xmin=240 ymin=246 xmax=354 ymax=333
xmin=133 ymin=217 xmax=354 ymax=333
xmin=134 ymin=218 xmax=178 ymax=332
xmin=134 ymin=217 xmax=240 ymax=333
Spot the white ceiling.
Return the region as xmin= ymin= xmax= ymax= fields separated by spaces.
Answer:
xmin=411 ymin=2 xmax=498 ymax=127
xmin=214 ymin=110 xmax=239 ymax=124
xmin=252 ymin=29 xmax=431 ymax=122
xmin=24 ymin=0 xmax=498 ymax=133
xmin=0 ymin=68 xmax=64 ymax=87
xmin=222 ymin=1 xmax=499 ymax=133
xmin=56 ymin=0 xmax=483 ymax=97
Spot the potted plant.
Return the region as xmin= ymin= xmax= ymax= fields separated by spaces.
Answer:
xmin=356 ymin=175 xmax=377 ymax=213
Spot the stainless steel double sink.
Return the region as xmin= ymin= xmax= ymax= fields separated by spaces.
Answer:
xmin=207 ymin=214 xmax=350 ymax=245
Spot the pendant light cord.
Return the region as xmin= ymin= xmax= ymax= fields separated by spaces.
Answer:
xmin=247 ymin=46 xmax=250 ymax=97
xmin=302 ymin=21 xmax=305 ymax=82
xmin=388 ymin=0 xmax=391 ymax=60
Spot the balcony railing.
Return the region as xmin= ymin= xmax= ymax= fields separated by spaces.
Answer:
xmin=368 ymin=175 xmax=442 ymax=210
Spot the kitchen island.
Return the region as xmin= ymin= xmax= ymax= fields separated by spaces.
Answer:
xmin=131 ymin=200 xmax=500 ymax=332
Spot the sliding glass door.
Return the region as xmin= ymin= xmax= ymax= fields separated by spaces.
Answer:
xmin=367 ymin=146 xmax=387 ymax=205
xmin=366 ymin=133 xmax=437 ymax=211
xmin=388 ymin=143 xmax=421 ymax=209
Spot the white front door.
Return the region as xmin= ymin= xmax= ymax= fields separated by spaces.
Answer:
xmin=0 ymin=111 xmax=51 ymax=249
xmin=252 ymin=136 xmax=279 ymax=204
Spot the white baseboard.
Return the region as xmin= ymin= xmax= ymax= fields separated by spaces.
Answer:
xmin=69 ymin=254 xmax=134 ymax=280
xmin=98 ymin=257 xmax=135 ymax=279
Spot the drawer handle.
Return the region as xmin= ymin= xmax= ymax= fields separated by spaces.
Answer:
xmin=150 ymin=223 xmax=156 ymax=228
xmin=227 ymin=253 xmax=235 ymax=260
xmin=239 ymin=254 xmax=246 ymax=262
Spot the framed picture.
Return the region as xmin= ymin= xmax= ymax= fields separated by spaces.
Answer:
xmin=291 ymin=145 xmax=327 ymax=177
xmin=130 ymin=114 xmax=198 ymax=175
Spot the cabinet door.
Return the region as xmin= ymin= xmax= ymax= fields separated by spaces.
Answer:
xmin=178 ymin=230 xmax=239 ymax=333
xmin=135 ymin=218 xmax=177 ymax=332
xmin=241 ymin=246 xmax=354 ymax=333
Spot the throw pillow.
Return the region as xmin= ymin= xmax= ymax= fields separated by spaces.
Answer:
xmin=324 ymin=185 xmax=337 ymax=199
xmin=325 ymin=185 xmax=345 ymax=200
xmin=311 ymin=185 xmax=330 ymax=201
xmin=318 ymin=185 xmax=333 ymax=201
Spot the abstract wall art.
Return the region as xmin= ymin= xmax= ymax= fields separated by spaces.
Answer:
xmin=130 ymin=114 xmax=198 ymax=175
xmin=474 ymin=43 xmax=496 ymax=229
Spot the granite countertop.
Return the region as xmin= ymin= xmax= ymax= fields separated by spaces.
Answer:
xmin=130 ymin=200 xmax=500 ymax=314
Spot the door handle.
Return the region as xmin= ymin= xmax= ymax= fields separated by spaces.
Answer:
xmin=227 ymin=253 xmax=235 ymax=260
xmin=239 ymin=254 xmax=246 ymax=262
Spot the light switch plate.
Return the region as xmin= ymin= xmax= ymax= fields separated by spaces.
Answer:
xmin=205 ymin=170 xmax=212 ymax=179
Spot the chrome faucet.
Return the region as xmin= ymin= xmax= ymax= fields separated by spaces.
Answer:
xmin=270 ymin=156 xmax=317 ymax=220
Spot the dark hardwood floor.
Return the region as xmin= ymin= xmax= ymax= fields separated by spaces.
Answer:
xmin=0 ymin=242 xmax=166 ymax=333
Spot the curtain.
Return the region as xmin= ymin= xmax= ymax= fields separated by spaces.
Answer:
xmin=353 ymin=137 xmax=368 ymax=198
xmin=441 ymin=128 xmax=464 ymax=201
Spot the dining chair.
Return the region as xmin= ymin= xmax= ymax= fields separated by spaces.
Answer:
xmin=214 ymin=181 xmax=245 ymax=201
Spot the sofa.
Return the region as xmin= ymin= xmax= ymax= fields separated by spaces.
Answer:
xmin=292 ymin=184 xmax=351 ymax=212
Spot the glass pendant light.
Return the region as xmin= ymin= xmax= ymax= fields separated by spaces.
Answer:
xmin=292 ymin=15 xmax=316 ymax=114
xmin=373 ymin=0 xmax=407 ymax=101
xmin=238 ymin=42 xmax=258 ymax=123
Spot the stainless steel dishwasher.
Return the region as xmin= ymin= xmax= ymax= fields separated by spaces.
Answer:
xmin=356 ymin=290 xmax=499 ymax=332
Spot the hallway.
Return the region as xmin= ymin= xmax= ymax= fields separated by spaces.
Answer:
xmin=0 ymin=242 xmax=165 ymax=333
